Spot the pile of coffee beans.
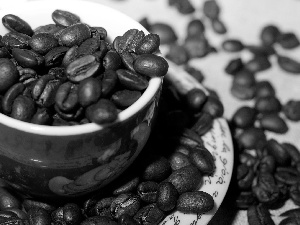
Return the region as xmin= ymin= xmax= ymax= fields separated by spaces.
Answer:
xmin=0 ymin=10 xmax=169 ymax=126
xmin=140 ymin=0 xmax=300 ymax=224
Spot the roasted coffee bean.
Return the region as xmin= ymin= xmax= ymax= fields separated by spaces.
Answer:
xmin=203 ymin=0 xmax=220 ymax=19
xmin=27 ymin=207 xmax=51 ymax=225
xmin=51 ymin=203 xmax=82 ymax=225
xmin=258 ymin=155 xmax=276 ymax=174
xmin=19 ymin=68 xmax=38 ymax=84
xmin=237 ymin=164 xmax=255 ymax=190
xmin=116 ymin=69 xmax=148 ymax=91
xmin=135 ymin=33 xmax=160 ymax=55
xmin=231 ymin=83 xmax=256 ymax=100
xmin=188 ymin=145 xmax=215 ymax=175
xmin=245 ymin=56 xmax=271 ymax=73
xmin=115 ymin=29 xmax=145 ymax=54
xmin=255 ymin=96 xmax=282 ymax=114
xmin=81 ymin=215 xmax=117 ymax=225
xmin=0 ymin=46 xmax=11 ymax=58
xmin=32 ymin=74 xmax=62 ymax=107
xmin=191 ymin=112 xmax=214 ymax=136
xmin=266 ymin=139 xmax=291 ymax=166
xmin=168 ymin=151 xmax=191 ymax=171
xmin=149 ymin=22 xmax=177 ymax=45
xmin=231 ymin=106 xmax=257 ymax=129
xmin=274 ymin=167 xmax=300 ymax=186
xmin=235 ymin=191 xmax=257 ymax=210
xmin=111 ymin=90 xmax=141 ymax=109
xmin=177 ymin=191 xmax=214 ymax=214
xmin=103 ymin=50 xmax=122 ymax=71
xmin=239 ymin=152 xmax=258 ymax=167
xmin=78 ymin=77 xmax=101 ymax=107
xmin=66 ymin=55 xmax=100 ymax=83
xmin=246 ymin=44 xmax=276 ymax=57
xmin=2 ymin=14 xmax=33 ymax=36
xmin=0 ymin=188 xmax=21 ymax=210
xmin=169 ymin=0 xmax=195 ymax=14
xmin=233 ymin=69 xmax=256 ymax=87
xmin=58 ymin=23 xmax=91 ymax=47
xmin=0 ymin=211 xmax=18 ymax=222
xmin=278 ymin=32 xmax=300 ymax=49
xmin=101 ymin=70 xmax=118 ymax=98
xmin=85 ymin=98 xmax=118 ymax=124
xmin=55 ymin=81 xmax=79 ymax=112
xmin=222 ymin=39 xmax=244 ymax=52
xmin=166 ymin=43 xmax=190 ymax=65
xmin=133 ymin=54 xmax=168 ymax=78
xmin=51 ymin=9 xmax=80 ymax=27
xmin=12 ymin=48 xmax=44 ymax=69
xmin=186 ymin=19 xmax=205 ymax=37
xmin=10 ymin=95 xmax=36 ymax=122
xmin=62 ymin=45 xmax=79 ymax=68
xmin=54 ymin=103 xmax=84 ymax=121
xmin=34 ymin=24 xmax=63 ymax=35
xmin=90 ymin=27 xmax=107 ymax=40
xmin=120 ymin=51 xmax=135 ymax=72
xmin=113 ymin=177 xmax=140 ymax=196
xmin=283 ymin=100 xmax=300 ymax=121
xmin=44 ymin=46 xmax=69 ymax=67
xmin=184 ymin=64 xmax=205 ymax=83
xmin=277 ymin=55 xmax=300 ymax=74
xmin=201 ymin=95 xmax=224 ymax=118
xmin=290 ymin=183 xmax=300 ymax=206
xmin=89 ymin=197 xmax=114 ymax=218
xmin=133 ymin=203 xmax=164 ymax=225
xmin=260 ymin=24 xmax=281 ymax=46
xmin=156 ymin=182 xmax=178 ymax=212
xmin=110 ymin=193 xmax=141 ymax=219
xmin=252 ymin=172 xmax=280 ymax=206
xmin=224 ymin=57 xmax=244 ymax=75
xmin=280 ymin=207 xmax=300 ymax=218
xmin=31 ymin=107 xmax=53 ymax=125
xmin=237 ymin=127 xmax=267 ymax=150
xmin=167 ymin=165 xmax=202 ymax=194
xmin=282 ymin=142 xmax=300 ymax=166
xmin=2 ymin=83 xmax=25 ymax=115
xmin=29 ymin=33 xmax=58 ymax=55
xmin=77 ymin=38 xmax=101 ymax=57
xmin=279 ymin=217 xmax=300 ymax=225
xmin=184 ymin=36 xmax=210 ymax=58
xmin=211 ymin=18 xmax=227 ymax=34
xmin=22 ymin=199 xmax=56 ymax=213
xmin=1 ymin=31 xmax=30 ymax=49
xmin=247 ymin=204 xmax=275 ymax=225
xmin=184 ymin=88 xmax=207 ymax=112
xmin=118 ymin=214 xmax=139 ymax=225
xmin=93 ymin=40 xmax=109 ymax=61
xmin=255 ymin=80 xmax=276 ymax=98
xmin=0 ymin=58 xmax=20 ymax=93
xmin=259 ymin=113 xmax=288 ymax=134
xmin=142 ymin=156 xmax=171 ymax=182
xmin=137 ymin=181 xmax=158 ymax=203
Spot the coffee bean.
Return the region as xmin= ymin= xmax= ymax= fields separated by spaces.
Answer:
xmin=2 ymin=14 xmax=33 ymax=36
xmin=101 ymin=70 xmax=118 ymax=98
xmin=44 ymin=46 xmax=69 ymax=67
xmin=277 ymin=32 xmax=300 ymax=49
xmin=0 ymin=187 xmax=21 ymax=210
xmin=156 ymin=182 xmax=178 ymax=212
xmin=58 ymin=23 xmax=91 ymax=47
xmin=55 ymin=81 xmax=79 ymax=112
xmin=188 ymin=145 xmax=215 ymax=175
xmin=222 ymin=39 xmax=244 ymax=52
xmin=177 ymin=191 xmax=214 ymax=214
xmin=78 ymin=77 xmax=101 ymax=107
xmin=255 ymin=80 xmax=276 ymax=98
xmin=29 ymin=33 xmax=58 ymax=55
xmin=166 ymin=43 xmax=190 ymax=65
xmin=2 ymin=83 xmax=25 ymax=115
xmin=277 ymin=55 xmax=300 ymax=74
xmin=88 ymin=197 xmax=114 ymax=218
xmin=85 ymin=98 xmax=118 ymax=124
xmin=237 ymin=164 xmax=255 ymax=191
xmin=10 ymin=95 xmax=36 ymax=122
xmin=149 ymin=23 xmax=177 ymax=45
xmin=260 ymin=24 xmax=281 ymax=46
xmin=118 ymin=214 xmax=139 ymax=225
xmin=133 ymin=54 xmax=169 ymax=77
xmin=27 ymin=207 xmax=52 ymax=225
xmin=135 ymin=33 xmax=160 ymax=55
xmin=133 ymin=203 xmax=164 ymax=225
xmin=34 ymin=24 xmax=63 ymax=35
xmin=290 ymin=183 xmax=300 ymax=206
xmin=167 ymin=165 xmax=202 ymax=194
xmin=81 ymin=216 xmax=117 ymax=225
xmin=245 ymin=56 xmax=271 ymax=73
xmin=224 ymin=57 xmax=244 ymax=75
xmin=211 ymin=18 xmax=227 ymax=34
xmin=142 ymin=156 xmax=172 ymax=182
xmin=258 ymin=155 xmax=276 ymax=174
xmin=137 ymin=181 xmax=158 ymax=203
xmin=65 ymin=55 xmax=100 ymax=83
xmin=51 ymin=9 xmax=80 ymax=27
xmin=31 ymin=107 xmax=53 ymax=125
xmin=191 ymin=112 xmax=214 ymax=136
xmin=2 ymin=31 xmax=30 ymax=49
xmin=113 ymin=177 xmax=140 ymax=196
xmin=184 ymin=88 xmax=207 ymax=112
xmin=259 ymin=113 xmax=288 ymax=134
xmin=0 ymin=58 xmax=20 ymax=93
xmin=77 ymin=38 xmax=101 ymax=57
xmin=116 ymin=69 xmax=149 ymax=91
xmin=184 ymin=36 xmax=210 ymax=58
xmin=274 ymin=167 xmax=300 ymax=186
xmin=283 ymin=99 xmax=300 ymax=121
xmin=247 ymin=204 xmax=275 ymax=225
xmin=266 ymin=139 xmax=291 ymax=166
xmin=231 ymin=106 xmax=257 ymax=129
xmin=111 ymin=90 xmax=141 ymax=109
xmin=186 ymin=19 xmax=205 ymax=37
xmin=203 ymin=0 xmax=220 ymax=19
xmin=235 ymin=192 xmax=257 ymax=210
xmin=110 ymin=193 xmax=141 ymax=219
xmin=255 ymin=96 xmax=282 ymax=114
xmin=237 ymin=127 xmax=267 ymax=150
xmin=12 ymin=48 xmax=44 ymax=69
xmin=201 ymin=95 xmax=224 ymax=118
xmin=282 ymin=142 xmax=300 ymax=166
xmin=103 ymin=50 xmax=122 ymax=71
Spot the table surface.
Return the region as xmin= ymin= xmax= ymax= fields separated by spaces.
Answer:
xmin=2 ymin=0 xmax=300 ymax=224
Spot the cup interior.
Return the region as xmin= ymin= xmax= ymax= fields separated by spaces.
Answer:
xmin=0 ymin=0 xmax=163 ymax=136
